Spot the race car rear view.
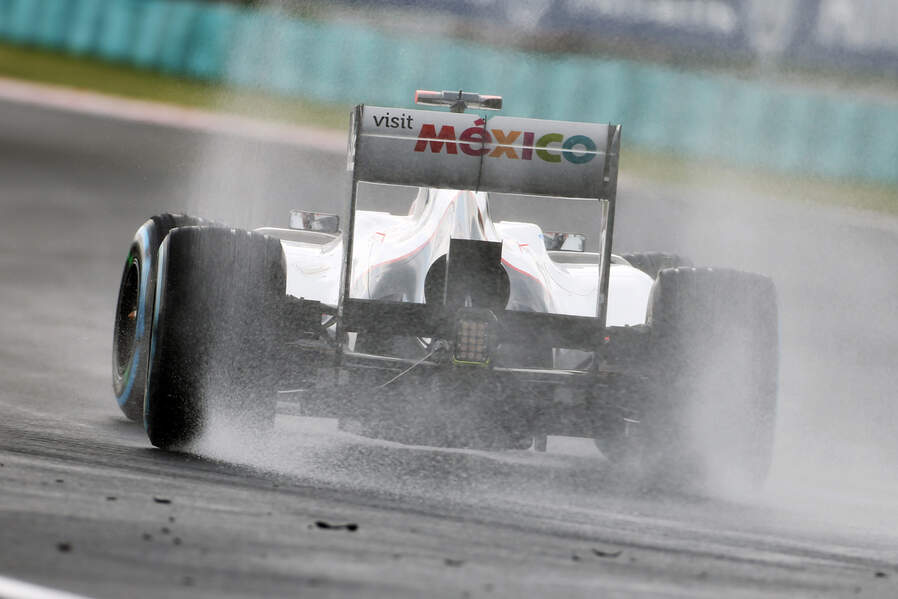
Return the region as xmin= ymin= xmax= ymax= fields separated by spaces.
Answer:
xmin=112 ymin=90 xmax=778 ymax=491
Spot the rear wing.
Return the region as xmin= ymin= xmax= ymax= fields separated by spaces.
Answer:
xmin=348 ymin=106 xmax=618 ymax=200
xmin=339 ymin=99 xmax=621 ymax=353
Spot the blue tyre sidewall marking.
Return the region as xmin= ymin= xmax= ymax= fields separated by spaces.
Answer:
xmin=135 ymin=226 xmax=152 ymax=341
xmin=116 ymin=225 xmax=153 ymax=408
xmin=144 ymin=235 xmax=166 ymax=430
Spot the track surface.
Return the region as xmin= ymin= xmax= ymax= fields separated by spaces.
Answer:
xmin=1 ymin=96 xmax=898 ymax=597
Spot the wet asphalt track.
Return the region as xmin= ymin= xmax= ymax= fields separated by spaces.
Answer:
xmin=1 ymin=95 xmax=898 ymax=598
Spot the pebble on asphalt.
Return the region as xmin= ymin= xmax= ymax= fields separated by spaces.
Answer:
xmin=314 ymin=521 xmax=358 ymax=532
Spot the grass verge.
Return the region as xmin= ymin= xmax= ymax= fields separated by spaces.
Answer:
xmin=1 ymin=41 xmax=895 ymax=215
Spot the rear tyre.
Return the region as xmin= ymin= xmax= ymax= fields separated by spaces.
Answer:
xmin=112 ymin=214 xmax=219 ymax=421
xmin=620 ymin=252 xmax=692 ymax=280
xmin=643 ymin=267 xmax=778 ymax=493
xmin=144 ymin=227 xmax=286 ymax=450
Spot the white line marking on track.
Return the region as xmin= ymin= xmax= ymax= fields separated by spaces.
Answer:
xmin=0 ymin=76 xmax=346 ymax=153
xmin=0 ymin=575 xmax=93 ymax=599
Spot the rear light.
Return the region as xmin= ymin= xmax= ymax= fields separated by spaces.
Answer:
xmin=452 ymin=308 xmax=498 ymax=366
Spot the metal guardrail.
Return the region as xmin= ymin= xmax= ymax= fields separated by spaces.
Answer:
xmin=0 ymin=0 xmax=895 ymax=185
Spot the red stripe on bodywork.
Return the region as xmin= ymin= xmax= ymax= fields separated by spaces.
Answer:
xmin=501 ymin=258 xmax=544 ymax=287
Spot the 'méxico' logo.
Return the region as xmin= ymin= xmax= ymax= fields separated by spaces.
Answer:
xmin=411 ymin=118 xmax=597 ymax=164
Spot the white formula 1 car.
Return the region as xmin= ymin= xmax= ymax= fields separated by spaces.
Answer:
xmin=112 ymin=90 xmax=778 ymax=490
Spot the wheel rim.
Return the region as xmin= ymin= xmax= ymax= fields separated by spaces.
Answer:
xmin=114 ymin=254 xmax=140 ymax=377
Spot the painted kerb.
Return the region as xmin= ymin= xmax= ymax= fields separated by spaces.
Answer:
xmin=0 ymin=0 xmax=895 ymax=184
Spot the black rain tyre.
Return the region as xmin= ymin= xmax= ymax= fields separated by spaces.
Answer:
xmin=592 ymin=249 xmax=690 ymax=461
xmin=112 ymin=214 xmax=221 ymax=421
xmin=144 ymin=226 xmax=286 ymax=450
xmin=643 ymin=267 xmax=778 ymax=493
xmin=620 ymin=252 xmax=693 ymax=280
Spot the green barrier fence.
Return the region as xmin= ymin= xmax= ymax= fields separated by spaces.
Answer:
xmin=1 ymin=0 xmax=896 ymax=185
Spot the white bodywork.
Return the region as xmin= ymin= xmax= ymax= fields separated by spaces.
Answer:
xmin=259 ymin=188 xmax=653 ymax=331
